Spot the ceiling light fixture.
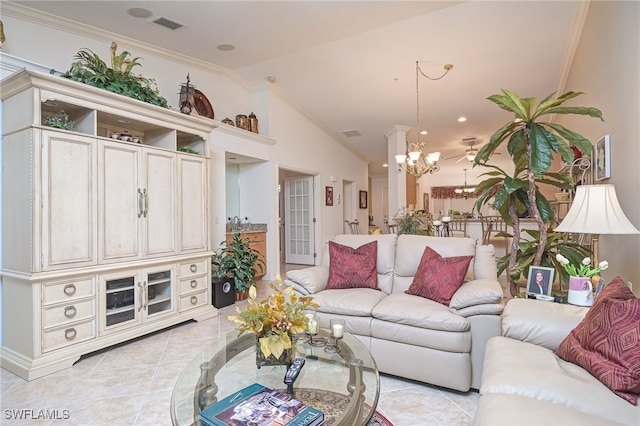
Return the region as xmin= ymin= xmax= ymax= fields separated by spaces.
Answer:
xmin=396 ymin=61 xmax=453 ymax=178
xmin=454 ymin=168 xmax=475 ymax=198
xmin=458 ymin=116 xmax=467 ymax=122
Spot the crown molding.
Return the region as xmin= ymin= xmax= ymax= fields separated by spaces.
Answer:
xmin=2 ymin=1 xmax=250 ymax=89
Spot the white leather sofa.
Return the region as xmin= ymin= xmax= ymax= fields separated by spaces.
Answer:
xmin=474 ymin=298 xmax=640 ymax=425
xmin=285 ymin=233 xmax=504 ymax=392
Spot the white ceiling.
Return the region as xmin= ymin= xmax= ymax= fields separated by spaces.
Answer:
xmin=12 ymin=1 xmax=584 ymax=178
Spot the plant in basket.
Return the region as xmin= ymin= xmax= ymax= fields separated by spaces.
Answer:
xmin=228 ymin=275 xmax=318 ymax=367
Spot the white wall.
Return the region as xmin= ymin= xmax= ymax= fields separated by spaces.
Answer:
xmin=555 ymin=1 xmax=640 ymax=293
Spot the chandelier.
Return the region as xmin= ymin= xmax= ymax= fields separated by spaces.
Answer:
xmin=396 ymin=61 xmax=453 ymax=178
xmin=455 ymin=168 xmax=475 ymax=198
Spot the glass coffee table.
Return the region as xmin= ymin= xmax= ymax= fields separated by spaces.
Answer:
xmin=171 ymin=329 xmax=379 ymax=426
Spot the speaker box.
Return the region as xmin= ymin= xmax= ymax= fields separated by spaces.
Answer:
xmin=212 ymin=277 xmax=235 ymax=308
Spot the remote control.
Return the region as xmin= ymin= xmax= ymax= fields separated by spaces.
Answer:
xmin=284 ymin=358 xmax=305 ymax=385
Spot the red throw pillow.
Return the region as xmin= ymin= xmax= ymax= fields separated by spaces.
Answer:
xmin=555 ymin=276 xmax=640 ymax=404
xmin=327 ymin=241 xmax=379 ymax=290
xmin=405 ymin=246 xmax=473 ymax=305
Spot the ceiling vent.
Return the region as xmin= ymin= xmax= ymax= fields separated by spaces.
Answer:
xmin=342 ymin=130 xmax=361 ymax=137
xmin=152 ymin=17 xmax=185 ymax=31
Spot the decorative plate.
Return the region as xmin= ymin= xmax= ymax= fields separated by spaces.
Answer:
xmin=193 ymin=89 xmax=214 ymax=119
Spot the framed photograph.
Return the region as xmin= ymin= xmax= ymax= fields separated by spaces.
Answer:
xmin=359 ymin=190 xmax=367 ymax=209
xmin=325 ymin=186 xmax=333 ymax=206
xmin=526 ymin=266 xmax=555 ymax=297
xmin=594 ymin=135 xmax=611 ymax=181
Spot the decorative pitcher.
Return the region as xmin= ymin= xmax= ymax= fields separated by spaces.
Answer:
xmin=568 ymin=276 xmax=594 ymax=307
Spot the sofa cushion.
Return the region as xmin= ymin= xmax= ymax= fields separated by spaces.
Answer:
xmin=330 ymin=234 xmax=397 ymax=294
xmin=312 ymin=288 xmax=387 ymax=316
xmin=372 ymin=293 xmax=470 ymax=332
xmin=327 ymin=240 xmax=378 ymax=290
xmin=405 ymin=246 xmax=473 ymax=304
xmin=555 ymin=276 xmax=640 ymax=404
xmin=286 ymin=267 xmax=329 ymax=294
xmin=482 ymin=336 xmax=639 ymax=425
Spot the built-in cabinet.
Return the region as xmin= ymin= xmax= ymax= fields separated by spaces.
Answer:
xmin=1 ymin=69 xmax=217 ymax=380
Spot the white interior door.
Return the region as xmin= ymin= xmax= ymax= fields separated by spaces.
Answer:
xmin=284 ymin=176 xmax=315 ymax=265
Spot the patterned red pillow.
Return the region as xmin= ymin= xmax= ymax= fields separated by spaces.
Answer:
xmin=555 ymin=276 xmax=640 ymax=404
xmin=327 ymin=241 xmax=378 ymax=290
xmin=405 ymin=246 xmax=473 ymax=305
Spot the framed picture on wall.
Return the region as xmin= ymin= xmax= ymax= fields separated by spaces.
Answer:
xmin=325 ymin=186 xmax=333 ymax=206
xmin=594 ymin=135 xmax=611 ymax=181
xmin=359 ymin=190 xmax=368 ymax=209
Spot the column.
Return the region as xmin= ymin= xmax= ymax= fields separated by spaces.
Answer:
xmin=385 ymin=125 xmax=410 ymax=220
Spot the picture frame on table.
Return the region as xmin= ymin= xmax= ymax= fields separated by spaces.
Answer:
xmin=325 ymin=186 xmax=333 ymax=206
xmin=526 ymin=266 xmax=555 ymax=297
xmin=594 ymin=135 xmax=611 ymax=181
xmin=359 ymin=190 xmax=367 ymax=209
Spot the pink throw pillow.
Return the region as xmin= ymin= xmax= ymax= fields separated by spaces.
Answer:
xmin=327 ymin=241 xmax=378 ymax=290
xmin=405 ymin=246 xmax=473 ymax=305
xmin=555 ymin=276 xmax=640 ymax=404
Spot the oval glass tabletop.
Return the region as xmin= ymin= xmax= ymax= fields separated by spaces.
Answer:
xmin=171 ymin=329 xmax=379 ymax=426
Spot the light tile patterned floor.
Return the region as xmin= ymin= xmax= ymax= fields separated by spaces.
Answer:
xmin=1 ymin=280 xmax=479 ymax=425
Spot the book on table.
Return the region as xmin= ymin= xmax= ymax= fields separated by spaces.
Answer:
xmin=199 ymin=382 xmax=325 ymax=426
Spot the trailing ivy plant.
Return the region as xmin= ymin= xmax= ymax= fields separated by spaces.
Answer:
xmin=61 ymin=42 xmax=168 ymax=108
xmin=474 ymin=90 xmax=603 ymax=295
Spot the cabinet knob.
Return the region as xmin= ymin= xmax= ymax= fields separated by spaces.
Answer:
xmin=190 ymin=264 xmax=197 ymax=273
xmin=64 ymin=328 xmax=77 ymax=341
xmin=190 ymin=295 xmax=198 ymax=305
xmin=63 ymin=284 xmax=77 ymax=296
xmin=190 ymin=280 xmax=197 ymax=288
xmin=64 ymin=306 xmax=77 ymax=318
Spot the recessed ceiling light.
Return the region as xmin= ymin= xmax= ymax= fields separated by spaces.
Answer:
xmin=217 ymin=44 xmax=235 ymax=51
xmin=127 ymin=8 xmax=153 ymax=19
xmin=420 ymin=130 xmax=428 ymax=135
xmin=382 ymin=163 xmax=389 ymax=168
xmin=117 ymin=119 xmax=130 ymax=124
xmin=458 ymin=116 xmax=467 ymax=122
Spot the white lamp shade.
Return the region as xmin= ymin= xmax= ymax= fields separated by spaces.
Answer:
xmin=395 ymin=154 xmax=406 ymax=164
xmin=555 ymin=184 xmax=639 ymax=235
xmin=427 ymin=152 xmax=441 ymax=163
xmin=408 ymin=151 xmax=421 ymax=161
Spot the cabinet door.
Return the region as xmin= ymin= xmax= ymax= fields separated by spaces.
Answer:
xmin=98 ymin=140 xmax=142 ymax=262
xmin=143 ymin=265 xmax=175 ymax=320
xmin=178 ymin=154 xmax=208 ymax=252
xmin=99 ymin=269 xmax=143 ymax=333
xmin=41 ymin=131 xmax=97 ymax=271
xmin=142 ymin=150 xmax=176 ymax=257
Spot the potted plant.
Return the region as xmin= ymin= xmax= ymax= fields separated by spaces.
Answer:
xmin=42 ymin=110 xmax=77 ymax=131
xmin=61 ymin=42 xmax=168 ymax=108
xmin=474 ymin=90 xmax=603 ymax=296
xmin=216 ymin=234 xmax=265 ymax=300
xmin=210 ymin=249 xmax=235 ymax=308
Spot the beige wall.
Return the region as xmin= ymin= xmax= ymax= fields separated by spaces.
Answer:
xmin=556 ymin=1 xmax=640 ymax=293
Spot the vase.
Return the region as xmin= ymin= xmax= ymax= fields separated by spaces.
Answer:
xmin=255 ymin=336 xmax=297 ymax=368
xmin=568 ymin=276 xmax=594 ymax=307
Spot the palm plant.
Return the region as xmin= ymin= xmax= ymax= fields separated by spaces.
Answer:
xmin=474 ymin=90 xmax=603 ymax=295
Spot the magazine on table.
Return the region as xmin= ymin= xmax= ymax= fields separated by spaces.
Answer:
xmin=200 ymin=382 xmax=325 ymax=426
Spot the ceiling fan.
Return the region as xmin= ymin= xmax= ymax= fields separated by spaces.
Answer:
xmin=445 ymin=137 xmax=499 ymax=163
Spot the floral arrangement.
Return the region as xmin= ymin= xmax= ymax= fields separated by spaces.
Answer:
xmin=228 ymin=275 xmax=318 ymax=360
xmin=395 ymin=207 xmax=431 ymax=235
xmin=42 ymin=110 xmax=77 ymax=131
xmin=556 ymin=254 xmax=609 ymax=278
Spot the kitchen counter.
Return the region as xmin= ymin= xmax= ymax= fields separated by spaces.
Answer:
xmin=225 ymin=223 xmax=267 ymax=234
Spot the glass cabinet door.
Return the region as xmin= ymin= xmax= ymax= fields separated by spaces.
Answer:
xmin=146 ymin=269 xmax=173 ymax=317
xmin=105 ymin=275 xmax=138 ymax=328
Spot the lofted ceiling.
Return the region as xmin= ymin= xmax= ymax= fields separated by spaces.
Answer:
xmin=10 ymin=1 xmax=584 ymax=178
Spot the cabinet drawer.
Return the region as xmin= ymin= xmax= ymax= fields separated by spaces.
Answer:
xmin=179 ymin=259 xmax=208 ymax=278
xmin=42 ymin=320 xmax=96 ymax=352
xmin=180 ymin=275 xmax=208 ymax=294
xmin=43 ymin=278 xmax=95 ymax=305
xmin=179 ymin=290 xmax=207 ymax=312
xmin=43 ymin=299 xmax=95 ymax=329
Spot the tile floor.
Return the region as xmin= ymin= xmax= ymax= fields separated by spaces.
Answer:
xmin=1 ymin=278 xmax=480 ymax=426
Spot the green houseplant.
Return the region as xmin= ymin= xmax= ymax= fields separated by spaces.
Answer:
xmin=61 ymin=42 xmax=168 ymax=108
xmin=474 ymin=90 xmax=603 ymax=295
xmin=215 ymin=234 xmax=265 ymax=299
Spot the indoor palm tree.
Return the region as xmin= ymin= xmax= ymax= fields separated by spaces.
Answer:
xmin=474 ymin=90 xmax=603 ymax=295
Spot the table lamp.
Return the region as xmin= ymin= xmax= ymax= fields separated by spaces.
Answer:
xmin=554 ymin=184 xmax=639 ymax=266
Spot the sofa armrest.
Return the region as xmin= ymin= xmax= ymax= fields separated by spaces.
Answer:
xmin=502 ymin=298 xmax=589 ymax=351
xmin=285 ymin=267 xmax=329 ymax=295
xmin=449 ymin=279 xmax=504 ymax=317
